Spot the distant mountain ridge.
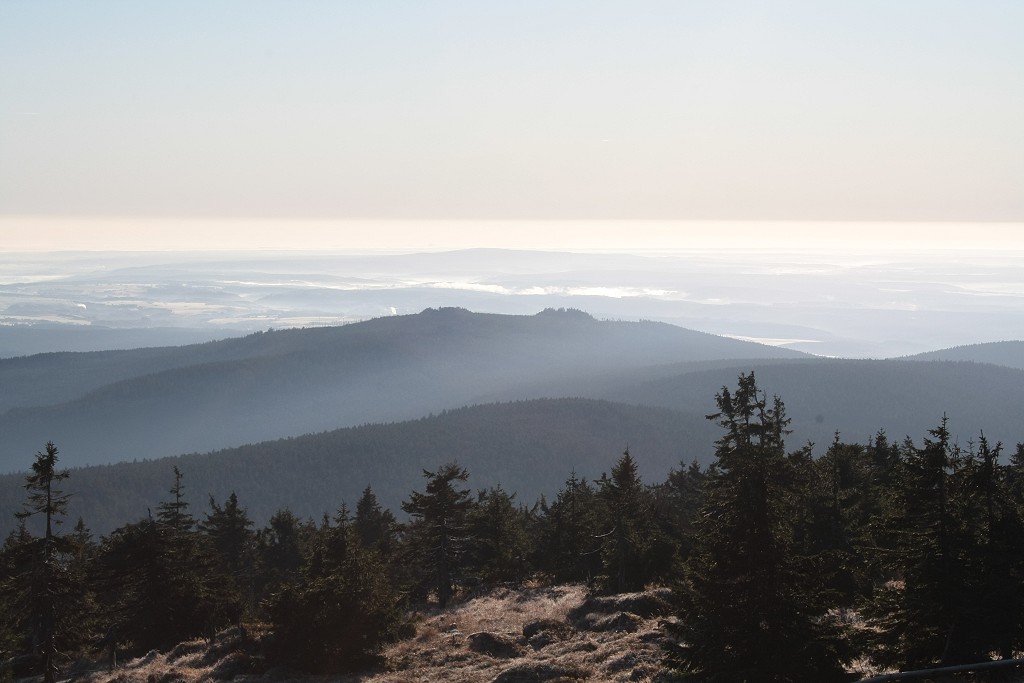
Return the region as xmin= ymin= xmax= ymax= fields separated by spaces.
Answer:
xmin=4 ymin=306 xmax=1021 ymax=536
xmin=0 ymin=308 xmax=805 ymax=472
xmin=3 ymin=356 xmax=1023 ymax=536
xmin=593 ymin=358 xmax=1024 ymax=449
xmin=904 ymin=340 xmax=1024 ymax=370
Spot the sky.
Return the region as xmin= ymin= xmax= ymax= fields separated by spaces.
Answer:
xmin=1 ymin=1 xmax=1023 ymax=251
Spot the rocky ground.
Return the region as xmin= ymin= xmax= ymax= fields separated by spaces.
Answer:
xmin=64 ymin=585 xmax=682 ymax=683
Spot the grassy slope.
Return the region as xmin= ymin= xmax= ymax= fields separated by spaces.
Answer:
xmin=73 ymin=585 xmax=675 ymax=683
xmin=69 ymin=584 xmax=881 ymax=683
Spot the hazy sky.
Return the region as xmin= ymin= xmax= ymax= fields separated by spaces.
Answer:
xmin=2 ymin=1 xmax=1023 ymax=250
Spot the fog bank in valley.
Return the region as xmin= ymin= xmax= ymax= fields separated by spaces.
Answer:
xmin=2 ymin=245 xmax=1021 ymax=359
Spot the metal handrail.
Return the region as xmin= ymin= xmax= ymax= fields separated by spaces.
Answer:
xmin=857 ymin=657 xmax=1024 ymax=682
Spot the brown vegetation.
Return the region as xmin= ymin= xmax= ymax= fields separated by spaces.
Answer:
xmin=67 ymin=585 xmax=678 ymax=683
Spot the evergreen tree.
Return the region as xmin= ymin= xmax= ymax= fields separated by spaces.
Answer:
xmin=595 ymin=449 xmax=660 ymax=593
xmin=401 ymin=463 xmax=474 ymax=607
xmin=650 ymin=459 xmax=707 ymax=565
xmin=10 ymin=443 xmax=74 ymax=683
xmin=156 ymin=466 xmax=194 ymax=534
xmin=0 ymin=521 xmax=35 ymax=673
xmin=863 ymin=419 xmax=966 ymax=667
xmin=200 ymin=492 xmax=256 ymax=617
xmin=98 ymin=468 xmax=236 ymax=653
xmin=665 ymin=373 xmax=847 ymax=682
xmin=353 ymin=486 xmax=398 ymax=553
xmin=535 ymin=471 xmax=602 ymax=584
xmin=266 ymin=509 xmax=402 ymax=673
xmin=466 ymin=485 xmax=531 ymax=584
xmin=808 ymin=436 xmax=875 ymax=603
xmin=961 ymin=434 xmax=1024 ymax=660
xmin=255 ymin=508 xmax=310 ymax=599
xmin=865 ymin=425 xmax=1024 ymax=667
xmin=64 ymin=518 xmax=101 ymax=660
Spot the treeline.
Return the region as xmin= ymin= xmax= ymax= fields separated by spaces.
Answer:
xmin=3 ymin=373 xmax=1024 ymax=682
xmin=0 ymin=397 xmax=712 ymax=536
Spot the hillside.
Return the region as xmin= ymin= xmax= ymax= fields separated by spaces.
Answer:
xmin=0 ymin=308 xmax=804 ymax=472
xmin=470 ymin=356 xmax=1024 ymax=451
xmin=5 ymin=354 xmax=1024 ymax=536
xmin=5 ymin=360 xmax=1024 ymax=535
xmin=905 ymin=340 xmax=1024 ymax=370
xmin=0 ymin=398 xmax=715 ymax=535
xmin=68 ymin=586 xmax=685 ymax=683
xmin=66 ymin=583 xmax=888 ymax=683
xmin=589 ymin=358 xmax=1024 ymax=449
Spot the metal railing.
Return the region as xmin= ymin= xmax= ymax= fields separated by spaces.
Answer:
xmin=857 ymin=657 xmax=1024 ymax=682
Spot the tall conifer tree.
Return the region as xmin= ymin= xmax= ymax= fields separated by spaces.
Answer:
xmin=401 ymin=463 xmax=473 ymax=607
xmin=596 ymin=449 xmax=658 ymax=593
xmin=536 ymin=471 xmax=601 ymax=583
xmin=14 ymin=442 xmax=73 ymax=683
xmin=665 ymin=374 xmax=846 ymax=682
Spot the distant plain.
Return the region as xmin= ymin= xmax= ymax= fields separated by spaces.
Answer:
xmin=3 ymin=242 xmax=1022 ymax=358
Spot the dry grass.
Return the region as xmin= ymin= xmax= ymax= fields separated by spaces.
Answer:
xmin=369 ymin=583 xmax=673 ymax=682
xmin=64 ymin=584 xmax=677 ymax=683
xmin=52 ymin=586 xmax=900 ymax=683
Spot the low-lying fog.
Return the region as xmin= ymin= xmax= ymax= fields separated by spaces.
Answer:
xmin=2 ymin=247 xmax=1022 ymax=358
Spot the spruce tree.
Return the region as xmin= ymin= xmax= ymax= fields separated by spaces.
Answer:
xmin=466 ymin=485 xmax=531 ymax=584
xmin=267 ymin=508 xmax=401 ymax=673
xmin=651 ymin=460 xmax=707 ymax=565
xmin=536 ymin=471 xmax=601 ymax=584
xmin=401 ymin=463 xmax=474 ymax=607
xmin=596 ymin=449 xmax=659 ymax=593
xmin=200 ymin=492 xmax=256 ymax=617
xmin=665 ymin=373 xmax=847 ymax=682
xmin=863 ymin=419 xmax=966 ymax=667
xmin=0 ymin=521 xmax=35 ymax=674
xmin=255 ymin=508 xmax=309 ymax=598
xmin=962 ymin=434 xmax=1024 ymax=660
xmin=353 ymin=486 xmax=398 ymax=553
xmin=155 ymin=466 xmax=194 ymax=534
xmin=865 ymin=424 xmax=1024 ymax=667
xmin=12 ymin=443 xmax=73 ymax=683
xmin=98 ymin=468 xmax=236 ymax=653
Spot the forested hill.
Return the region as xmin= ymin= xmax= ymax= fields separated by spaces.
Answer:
xmin=0 ymin=308 xmax=805 ymax=471
xmin=4 ymin=353 xmax=1024 ymax=535
xmin=904 ymin=340 xmax=1024 ymax=369
xmin=581 ymin=358 xmax=1024 ymax=449
xmin=0 ymin=398 xmax=716 ymax=535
